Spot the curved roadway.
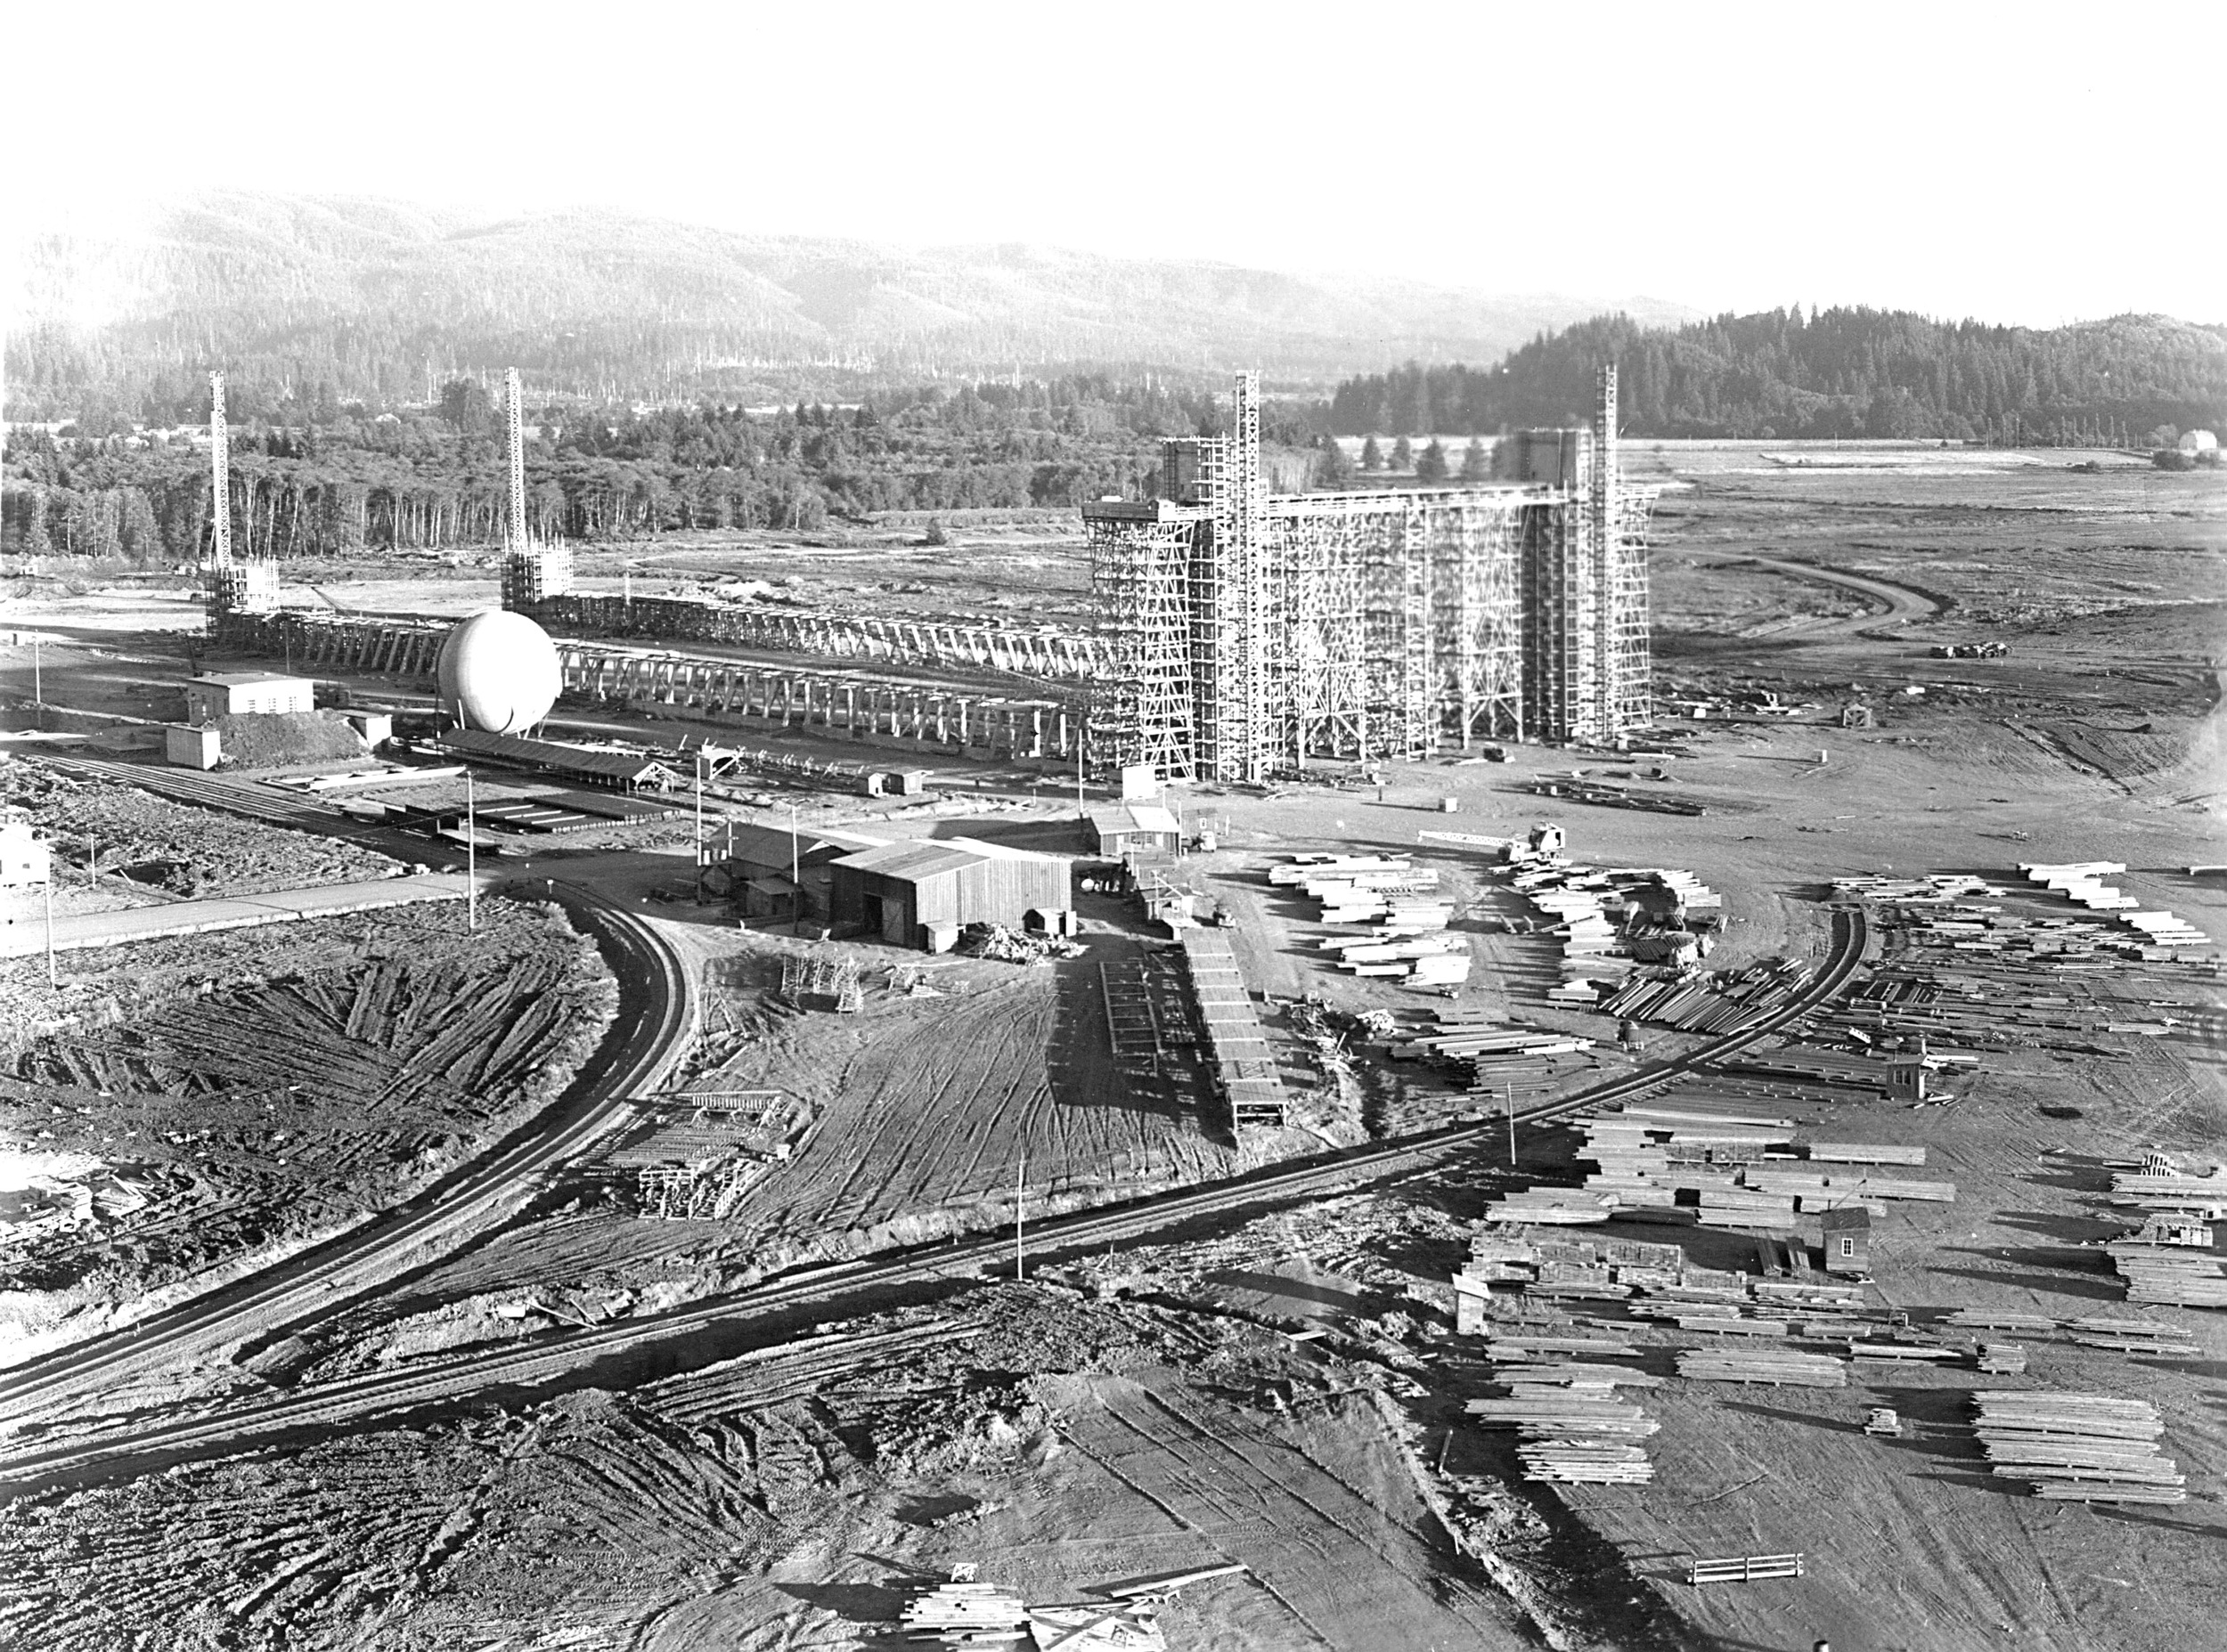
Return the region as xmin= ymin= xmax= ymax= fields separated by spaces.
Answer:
xmin=1725 ymin=555 xmax=1940 ymax=635
xmin=1 ymin=907 xmax=1869 ymax=1489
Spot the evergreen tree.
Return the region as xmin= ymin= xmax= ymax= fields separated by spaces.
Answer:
xmin=1390 ymin=435 xmax=1413 ymax=470
xmin=1459 ymin=437 xmax=1490 ymax=481
xmin=1415 ymin=439 xmax=1449 ymax=482
xmin=1315 ymin=435 xmax=1356 ymax=489
xmin=21 ymin=488 xmax=53 ymax=558
xmin=1359 ymin=435 xmax=1383 ymax=471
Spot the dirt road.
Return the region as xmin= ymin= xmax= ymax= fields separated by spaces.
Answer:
xmin=1716 ymin=553 xmax=1940 ymax=633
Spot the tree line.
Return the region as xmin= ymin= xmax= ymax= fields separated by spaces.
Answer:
xmin=1 ymin=375 xmax=1331 ymax=563
xmin=1328 ymin=309 xmax=2227 ymax=443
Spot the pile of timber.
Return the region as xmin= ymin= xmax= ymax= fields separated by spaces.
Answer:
xmin=1485 ymin=1331 xmax=1638 ymax=1363
xmin=2061 ymin=1314 xmax=2201 ymax=1356
xmin=1392 ymin=1018 xmax=1591 ymax=1063
xmin=900 ymin=1574 xmax=1032 ymax=1644
xmin=1467 ymin=1363 xmax=1662 ymax=1485
xmin=1976 ymin=1343 xmax=2029 ymax=1374
xmin=1676 ymin=1347 xmax=1848 ymax=1388
xmin=2109 ymin=1160 xmax=2227 ymax=1215
xmin=1318 ymin=931 xmax=1472 ymax=989
xmin=1598 ymin=957 xmax=1811 ymax=1035
xmin=1269 ymin=853 xmax=1453 ymax=930
xmin=2110 ymin=1244 xmax=2227 ymax=1308
xmin=1833 ymin=874 xmax=2005 ymax=905
xmin=1482 ymin=1187 xmax=1618 ymax=1225
xmin=1944 ymin=1308 xmax=2056 ymax=1336
xmin=1971 ymin=1391 xmax=2184 ymax=1503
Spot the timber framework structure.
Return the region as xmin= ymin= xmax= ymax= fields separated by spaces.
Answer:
xmin=1086 ymin=367 xmax=1655 ymax=782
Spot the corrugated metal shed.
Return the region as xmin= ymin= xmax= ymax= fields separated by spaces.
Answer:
xmin=438 ymin=729 xmax=670 ymax=791
xmin=828 ymin=836 xmax=1071 ymax=947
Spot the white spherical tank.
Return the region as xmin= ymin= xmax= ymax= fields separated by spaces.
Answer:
xmin=436 ymin=610 xmax=561 ymax=735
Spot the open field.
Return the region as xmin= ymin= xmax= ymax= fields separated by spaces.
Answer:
xmin=0 ymin=897 xmax=616 ymax=1370
xmin=0 ymin=441 xmax=2222 ymax=1649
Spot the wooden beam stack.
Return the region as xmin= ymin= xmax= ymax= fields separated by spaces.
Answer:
xmin=1676 ymin=1348 xmax=1848 ymax=1388
xmin=1468 ymin=1363 xmax=1661 ymax=1485
xmin=1971 ymin=1391 xmax=2185 ymax=1503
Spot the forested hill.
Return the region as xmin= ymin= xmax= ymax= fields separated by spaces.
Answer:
xmin=1327 ymin=310 xmax=2227 ymax=443
xmin=4 ymin=192 xmax=1696 ymax=423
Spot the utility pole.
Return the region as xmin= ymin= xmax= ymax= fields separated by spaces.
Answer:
xmin=1505 ymin=1081 xmax=1516 ymax=1166
xmin=789 ymin=801 xmax=802 ymax=935
xmin=693 ymin=753 xmax=706 ymax=904
xmin=1015 ymin=1154 xmax=1026 ymax=1282
xmin=30 ymin=635 xmax=40 ymax=705
xmin=464 ymin=768 xmax=478 ymax=931
xmin=44 ymin=860 xmax=57 ymax=989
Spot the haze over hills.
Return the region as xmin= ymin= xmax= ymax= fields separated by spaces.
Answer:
xmin=3 ymin=192 xmax=1701 ymax=421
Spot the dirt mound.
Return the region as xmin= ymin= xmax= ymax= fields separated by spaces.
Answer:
xmin=214 ymin=711 xmax=366 ymax=769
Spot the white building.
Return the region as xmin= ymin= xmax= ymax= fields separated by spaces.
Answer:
xmin=184 ymin=672 xmax=315 ymax=721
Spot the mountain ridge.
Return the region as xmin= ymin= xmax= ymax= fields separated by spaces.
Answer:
xmin=5 ymin=191 xmax=1701 ymax=419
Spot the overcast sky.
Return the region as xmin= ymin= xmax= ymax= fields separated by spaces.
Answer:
xmin=12 ymin=0 xmax=2221 ymax=327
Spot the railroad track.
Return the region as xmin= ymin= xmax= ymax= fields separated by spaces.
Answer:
xmin=0 ymin=907 xmax=1867 ymax=1491
xmin=0 ymin=881 xmax=696 ymax=1427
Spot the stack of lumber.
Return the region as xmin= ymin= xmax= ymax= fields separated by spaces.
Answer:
xmin=1482 ymin=1188 xmax=1617 ymax=1225
xmin=2109 ymin=1161 xmax=2227 ymax=1214
xmin=1970 ymin=1391 xmax=2184 ymax=1503
xmin=2110 ymin=1243 xmax=2227 ymax=1307
xmin=1598 ymin=957 xmax=1812 ymax=1035
xmin=1802 ymin=1142 xmax=1928 ymax=1166
xmin=1845 ymin=1339 xmax=1962 ymax=1363
xmin=2062 ymin=1315 xmax=2201 ymax=1356
xmin=900 ymin=1576 xmax=1032 ymax=1644
xmin=2019 ymin=860 xmax=2137 ymax=911
xmin=1469 ymin=1363 xmax=1663 ymax=1485
xmin=1485 ymin=1332 xmax=1637 ymax=1362
xmin=1677 ymin=1348 xmax=1848 ymax=1387
xmin=1744 ymin=1168 xmax=1957 ymax=1205
xmin=1977 ymin=1343 xmax=2029 ymax=1374
xmin=1945 ymin=1308 xmax=2056 ymax=1336
xmin=1751 ymin=1281 xmax=1869 ymax=1313
xmin=1694 ymin=1188 xmax=1799 ymax=1229
xmin=1833 ymin=874 xmax=2004 ymax=904
xmin=1392 ymin=1021 xmax=1588 ymax=1062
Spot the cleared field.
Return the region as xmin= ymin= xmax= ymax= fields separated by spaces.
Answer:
xmin=0 ymin=898 xmax=616 ymax=1363
xmin=704 ymin=932 xmax=1247 ymax=1261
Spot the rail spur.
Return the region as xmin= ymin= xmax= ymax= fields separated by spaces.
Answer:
xmin=2 ymin=907 xmax=1867 ymax=1492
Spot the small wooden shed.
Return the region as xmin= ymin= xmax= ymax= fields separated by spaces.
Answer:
xmin=1820 ymin=1206 xmax=1872 ymax=1277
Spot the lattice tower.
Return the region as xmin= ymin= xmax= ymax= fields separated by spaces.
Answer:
xmin=506 ymin=367 xmax=528 ymax=555
xmin=500 ymin=367 xmax=573 ymax=607
xmin=1088 ymin=511 xmax=1197 ymax=778
xmin=208 ymin=373 xmax=231 ymax=568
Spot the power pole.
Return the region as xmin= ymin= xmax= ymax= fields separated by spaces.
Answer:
xmin=1015 ymin=1154 xmax=1026 ymax=1282
xmin=44 ymin=861 xmax=56 ymax=989
xmin=693 ymin=753 xmax=706 ymax=904
xmin=464 ymin=768 xmax=478 ymax=931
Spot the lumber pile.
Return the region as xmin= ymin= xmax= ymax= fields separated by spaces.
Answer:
xmin=1676 ymin=1348 xmax=1848 ymax=1387
xmin=1468 ymin=1363 xmax=1661 ymax=1485
xmin=2062 ymin=1314 xmax=2201 ymax=1356
xmin=1971 ymin=1392 xmax=2185 ymax=1503
xmin=1977 ymin=1343 xmax=2029 ymax=1375
xmin=1482 ymin=1188 xmax=1617 ymax=1225
xmin=2111 ymin=1245 xmax=2227 ymax=1308
xmin=2109 ymin=1160 xmax=2227 ymax=1214
xmin=900 ymin=1572 xmax=1032 ymax=1644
